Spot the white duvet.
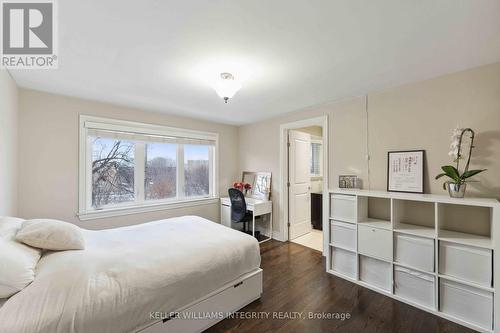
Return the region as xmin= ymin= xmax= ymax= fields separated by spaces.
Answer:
xmin=0 ymin=216 xmax=261 ymax=333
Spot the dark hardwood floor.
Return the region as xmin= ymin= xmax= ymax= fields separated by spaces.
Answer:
xmin=207 ymin=240 xmax=474 ymax=333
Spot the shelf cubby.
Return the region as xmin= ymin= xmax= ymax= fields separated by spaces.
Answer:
xmin=357 ymin=196 xmax=391 ymax=230
xmin=393 ymin=199 xmax=435 ymax=237
xmin=394 ymin=232 xmax=435 ymax=272
xmin=439 ymin=277 xmax=493 ymax=331
xmin=438 ymin=240 xmax=493 ymax=288
xmin=437 ymin=203 xmax=492 ymax=247
xmin=330 ymin=246 xmax=357 ymax=280
xmin=330 ymin=193 xmax=357 ymax=223
xmin=359 ymin=254 xmax=392 ymax=292
xmin=394 ymin=264 xmax=436 ymax=310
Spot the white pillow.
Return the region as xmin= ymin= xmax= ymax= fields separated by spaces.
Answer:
xmin=16 ymin=219 xmax=85 ymax=251
xmin=0 ymin=217 xmax=41 ymax=298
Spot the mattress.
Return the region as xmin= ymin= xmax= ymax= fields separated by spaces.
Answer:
xmin=0 ymin=216 xmax=261 ymax=333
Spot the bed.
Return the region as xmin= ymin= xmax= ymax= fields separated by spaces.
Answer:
xmin=0 ymin=216 xmax=262 ymax=333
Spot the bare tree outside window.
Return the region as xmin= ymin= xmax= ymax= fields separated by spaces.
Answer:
xmin=184 ymin=144 xmax=210 ymax=197
xmin=91 ymin=137 xmax=135 ymax=208
xmin=145 ymin=143 xmax=177 ymax=200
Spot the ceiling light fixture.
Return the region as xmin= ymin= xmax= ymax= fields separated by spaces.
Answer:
xmin=213 ymin=72 xmax=241 ymax=103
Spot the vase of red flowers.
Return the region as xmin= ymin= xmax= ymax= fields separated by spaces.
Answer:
xmin=233 ymin=182 xmax=252 ymax=196
xmin=243 ymin=182 xmax=252 ymax=195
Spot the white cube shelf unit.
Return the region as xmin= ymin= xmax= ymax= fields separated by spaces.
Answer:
xmin=328 ymin=188 xmax=500 ymax=333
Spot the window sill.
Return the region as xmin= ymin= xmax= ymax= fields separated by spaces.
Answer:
xmin=77 ymin=197 xmax=219 ymax=221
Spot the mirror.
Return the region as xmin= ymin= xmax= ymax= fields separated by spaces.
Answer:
xmin=242 ymin=171 xmax=272 ymax=200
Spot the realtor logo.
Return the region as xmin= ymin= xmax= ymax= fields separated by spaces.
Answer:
xmin=1 ymin=0 xmax=58 ymax=68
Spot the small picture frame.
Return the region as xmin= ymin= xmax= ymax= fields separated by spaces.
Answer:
xmin=387 ymin=150 xmax=424 ymax=194
xmin=339 ymin=175 xmax=358 ymax=189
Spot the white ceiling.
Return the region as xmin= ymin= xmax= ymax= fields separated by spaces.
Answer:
xmin=10 ymin=0 xmax=500 ymax=125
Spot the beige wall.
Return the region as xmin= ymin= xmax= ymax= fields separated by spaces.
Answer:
xmin=238 ymin=62 xmax=500 ymax=239
xmin=0 ymin=70 xmax=18 ymax=216
xmin=18 ymin=89 xmax=240 ymax=229
xmin=368 ymin=63 xmax=500 ymax=196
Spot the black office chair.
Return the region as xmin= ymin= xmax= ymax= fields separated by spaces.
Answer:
xmin=228 ymin=188 xmax=253 ymax=233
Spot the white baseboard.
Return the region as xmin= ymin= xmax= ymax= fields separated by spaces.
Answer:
xmin=272 ymin=230 xmax=286 ymax=242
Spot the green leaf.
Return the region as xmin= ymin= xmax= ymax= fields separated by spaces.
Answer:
xmin=441 ymin=165 xmax=461 ymax=182
xmin=435 ymin=173 xmax=448 ymax=180
xmin=462 ymin=169 xmax=487 ymax=179
xmin=442 ymin=182 xmax=447 ymax=190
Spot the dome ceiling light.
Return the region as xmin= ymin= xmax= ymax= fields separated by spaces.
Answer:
xmin=213 ymin=72 xmax=241 ymax=103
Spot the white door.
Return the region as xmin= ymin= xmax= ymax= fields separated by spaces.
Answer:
xmin=288 ymin=130 xmax=312 ymax=240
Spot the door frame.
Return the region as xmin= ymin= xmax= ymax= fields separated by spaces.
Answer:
xmin=279 ymin=115 xmax=329 ymax=255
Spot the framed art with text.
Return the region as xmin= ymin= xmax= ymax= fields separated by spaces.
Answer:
xmin=387 ymin=150 xmax=425 ymax=194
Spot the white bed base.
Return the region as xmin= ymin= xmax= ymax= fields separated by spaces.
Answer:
xmin=137 ymin=268 xmax=263 ymax=333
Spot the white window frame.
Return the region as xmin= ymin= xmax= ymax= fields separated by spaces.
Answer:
xmin=78 ymin=115 xmax=219 ymax=221
xmin=310 ymin=136 xmax=323 ymax=178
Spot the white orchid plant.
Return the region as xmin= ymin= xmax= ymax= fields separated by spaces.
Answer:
xmin=435 ymin=127 xmax=486 ymax=189
xmin=447 ymin=127 xmax=463 ymax=160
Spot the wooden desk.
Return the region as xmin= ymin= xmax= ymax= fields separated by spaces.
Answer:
xmin=220 ymin=197 xmax=272 ymax=243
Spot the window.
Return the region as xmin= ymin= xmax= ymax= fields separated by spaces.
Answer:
xmin=184 ymin=144 xmax=210 ymax=197
xmin=79 ymin=116 xmax=218 ymax=220
xmin=310 ymin=139 xmax=323 ymax=177
xmin=91 ymin=137 xmax=135 ymax=207
xmin=145 ymin=143 xmax=176 ymax=200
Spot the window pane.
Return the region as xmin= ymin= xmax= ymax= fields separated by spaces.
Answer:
xmin=92 ymin=137 xmax=135 ymax=208
xmin=184 ymin=144 xmax=210 ymax=197
xmin=311 ymin=142 xmax=321 ymax=175
xmin=145 ymin=143 xmax=177 ymax=200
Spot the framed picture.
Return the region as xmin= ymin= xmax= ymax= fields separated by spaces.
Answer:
xmin=387 ymin=150 xmax=424 ymax=194
xmin=339 ymin=175 xmax=358 ymax=189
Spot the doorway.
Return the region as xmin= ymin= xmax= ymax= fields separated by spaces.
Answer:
xmin=279 ymin=116 xmax=328 ymax=255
